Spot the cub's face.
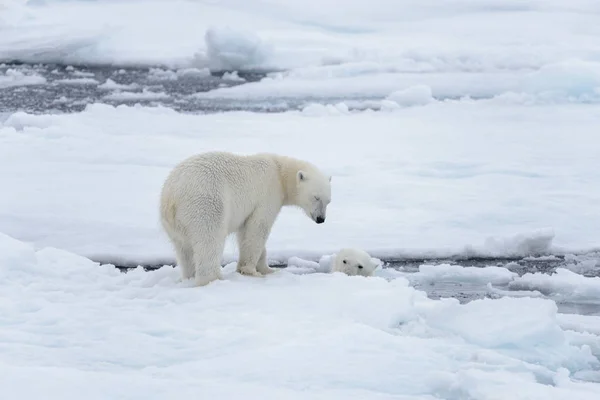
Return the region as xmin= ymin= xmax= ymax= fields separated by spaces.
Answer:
xmin=296 ymin=169 xmax=331 ymax=224
xmin=339 ymin=256 xmax=376 ymax=276
xmin=335 ymin=249 xmax=379 ymax=277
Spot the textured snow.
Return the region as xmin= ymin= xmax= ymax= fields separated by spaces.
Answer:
xmin=410 ymin=264 xmax=517 ymax=285
xmin=103 ymin=89 xmax=170 ymax=101
xmin=54 ymin=77 xmax=99 ymax=85
xmin=1 ymin=101 xmax=599 ymax=263
xmin=97 ymin=78 xmax=138 ymax=91
xmin=1 ymin=231 xmax=599 ymax=399
xmin=0 ymin=68 xmax=46 ymax=88
xmin=510 ymin=269 xmax=600 ymax=300
xmin=2 ymin=1 xmax=600 ymax=104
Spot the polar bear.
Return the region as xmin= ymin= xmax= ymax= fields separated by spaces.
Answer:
xmin=160 ymin=151 xmax=332 ymax=286
xmin=331 ymin=248 xmax=379 ymax=277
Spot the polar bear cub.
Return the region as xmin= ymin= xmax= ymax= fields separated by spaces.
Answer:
xmin=160 ymin=151 xmax=331 ymax=286
xmin=331 ymin=248 xmax=379 ymax=277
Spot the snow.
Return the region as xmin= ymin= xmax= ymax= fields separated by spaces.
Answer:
xmin=410 ymin=264 xmax=517 ymax=285
xmin=148 ymin=67 xmax=211 ymax=81
xmin=486 ymin=283 xmax=545 ymax=299
xmin=198 ymin=26 xmax=272 ymax=71
xmin=557 ymin=314 xmax=600 ymax=336
xmin=6 ymin=0 xmax=597 ymax=104
xmin=0 ymin=68 xmax=46 ymax=88
xmin=70 ymin=70 xmax=95 ymax=78
xmin=54 ymin=77 xmax=99 ymax=85
xmin=1 ymin=1 xmax=600 ymax=79
xmin=1 ymin=231 xmax=599 ymax=399
xmin=103 ymin=89 xmax=170 ymax=101
xmin=222 ymin=70 xmax=246 ymax=82
xmin=509 ymin=269 xmax=600 ymax=300
xmin=97 ymin=78 xmax=138 ymax=91
xmin=386 ymin=85 xmax=435 ymax=107
xmin=1 ymin=100 xmax=600 ymax=264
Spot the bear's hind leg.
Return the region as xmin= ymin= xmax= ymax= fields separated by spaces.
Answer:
xmin=173 ymin=239 xmax=195 ymax=280
xmin=191 ymin=237 xmax=225 ymax=286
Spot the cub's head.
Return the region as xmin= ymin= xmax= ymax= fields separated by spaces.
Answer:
xmin=296 ymin=167 xmax=331 ymax=224
xmin=334 ymin=248 xmax=379 ymax=277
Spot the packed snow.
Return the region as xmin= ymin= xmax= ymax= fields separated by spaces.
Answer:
xmin=148 ymin=67 xmax=211 ymax=81
xmin=409 ymin=264 xmax=517 ymax=285
xmin=54 ymin=77 xmax=99 ymax=86
xmin=2 ymin=101 xmax=600 ymax=263
xmin=97 ymin=78 xmax=138 ymax=91
xmin=0 ymin=67 xmax=46 ymax=88
xmin=510 ymin=269 xmax=600 ymax=301
xmin=1 ymin=231 xmax=599 ymax=399
xmin=103 ymin=89 xmax=170 ymax=101
xmin=3 ymin=1 xmax=600 ymax=103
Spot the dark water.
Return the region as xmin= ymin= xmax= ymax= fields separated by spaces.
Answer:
xmin=0 ymin=63 xmax=279 ymax=114
xmin=0 ymin=63 xmax=377 ymax=114
xmin=0 ymin=63 xmax=421 ymax=114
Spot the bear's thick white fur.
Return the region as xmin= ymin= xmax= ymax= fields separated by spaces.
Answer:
xmin=331 ymin=248 xmax=379 ymax=277
xmin=160 ymin=151 xmax=332 ymax=286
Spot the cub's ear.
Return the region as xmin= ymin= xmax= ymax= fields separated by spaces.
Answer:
xmin=328 ymin=176 xmax=332 ymax=182
xmin=297 ymin=170 xmax=307 ymax=182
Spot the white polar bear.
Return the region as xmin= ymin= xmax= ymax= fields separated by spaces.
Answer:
xmin=160 ymin=151 xmax=332 ymax=286
xmin=330 ymin=248 xmax=379 ymax=277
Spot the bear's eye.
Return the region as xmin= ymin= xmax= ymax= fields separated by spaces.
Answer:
xmin=357 ymin=264 xmax=363 ymax=269
xmin=314 ymin=196 xmax=320 ymax=201
xmin=342 ymin=259 xmax=347 ymax=264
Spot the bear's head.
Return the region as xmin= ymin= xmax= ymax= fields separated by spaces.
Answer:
xmin=296 ymin=168 xmax=331 ymax=224
xmin=335 ymin=248 xmax=379 ymax=277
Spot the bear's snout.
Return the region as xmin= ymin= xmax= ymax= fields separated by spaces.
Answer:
xmin=315 ymin=216 xmax=325 ymax=224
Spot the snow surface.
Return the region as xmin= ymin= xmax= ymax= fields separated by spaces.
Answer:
xmin=3 ymin=1 xmax=600 ymax=103
xmin=97 ymin=78 xmax=139 ymax=91
xmin=510 ymin=269 xmax=600 ymax=301
xmin=103 ymin=89 xmax=170 ymax=101
xmin=148 ymin=67 xmax=211 ymax=81
xmin=1 ymin=100 xmax=600 ymax=263
xmin=410 ymin=264 xmax=517 ymax=285
xmin=54 ymin=77 xmax=99 ymax=85
xmin=0 ymin=67 xmax=46 ymax=88
xmin=1 ymin=231 xmax=600 ymax=399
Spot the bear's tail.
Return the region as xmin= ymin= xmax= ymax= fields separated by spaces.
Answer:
xmin=160 ymin=193 xmax=186 ymax=240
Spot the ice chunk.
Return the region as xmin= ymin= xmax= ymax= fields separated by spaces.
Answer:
xmin=197 ymin=27 xmax=272 ymax=72
xmin=301 ymin=102 xmax=349 ymax=116
xmin=98 ymin=79 xmax=138 ymax=91
xmin=509 ymin=268 xmax=600 ymax=300
xmin=54 ymin=78 xmax=99 ymax=85
xmin=103 ymin=89 xmax=170 ymax=101
xmin=386 ymin=85 xmax=434 ymax=107
xmin=411 ymin=263 xmax=517 ymax=284
xmin=222 ymin=71 xmax=245 ymax=82
xmin=0 ymin=68 xmax=46 ymax=88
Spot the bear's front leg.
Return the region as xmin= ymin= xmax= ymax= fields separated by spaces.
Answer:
xmin=256 ymin=247 xmax=276 ymax=275
xmin=236 ymin=212 xmax=273 ymax=277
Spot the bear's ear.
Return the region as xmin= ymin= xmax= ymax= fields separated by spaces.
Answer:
xmin=328 ymin=175 xmax=332 ymax=182
xmin=297 ymin=170 xmax=306 ymax=182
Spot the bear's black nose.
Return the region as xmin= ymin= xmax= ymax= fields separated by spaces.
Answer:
xmin=316 ymin=216 xmax=325 ymax=224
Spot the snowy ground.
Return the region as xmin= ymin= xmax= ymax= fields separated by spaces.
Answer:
xmin=2 ymin=232 xmax=600 ymax=399
xmin=2 ymin=0 xmax=600 ymax=398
